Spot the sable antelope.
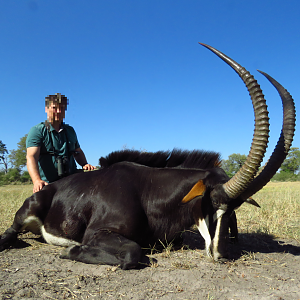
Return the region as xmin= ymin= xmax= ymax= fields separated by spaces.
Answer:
xmin=0 ymin=44 xmax=295 ymax=269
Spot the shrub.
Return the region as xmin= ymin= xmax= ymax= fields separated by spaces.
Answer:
xmin=0 ymin=169 xmax=31 ymax=185
xmin=271 ymin=171 xmax=299 ymax=182
xmin=20 ymin=171 xmax=32 ymax=183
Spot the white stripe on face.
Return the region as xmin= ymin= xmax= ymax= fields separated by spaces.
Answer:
xmin=213 ymin=208 xmax=226 ymax=223
xmin=212 ymin=215 xmax=222 ymax=261
xmin=197 ymin=215 xmax=213 ymax=260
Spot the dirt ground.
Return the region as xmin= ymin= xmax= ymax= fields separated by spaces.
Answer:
xmin=0 ymin=231 xmax=299 ymax=300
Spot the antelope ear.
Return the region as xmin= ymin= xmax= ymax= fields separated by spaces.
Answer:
xmin=245 ymin=197 xmax=260 ymax=208
xmin=182 ymin=180 xmax=206 ymax=203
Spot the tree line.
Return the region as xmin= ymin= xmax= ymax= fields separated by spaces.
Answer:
xmin=222 ymin=148 xmax=300 ymax=181
xmin=1 ymin=136 xmax=300 ymax=185
xmin=0 ymin=135 xmax=31 ymax=185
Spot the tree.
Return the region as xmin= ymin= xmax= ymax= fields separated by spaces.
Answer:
xmin=280 ymin=147 xmax=300 ymax=174
xmin=0 ymin=140 xmax=9 ymax=174
xmin=5 ymin=168 xmax=21 ymax=183
xmin=222 ymin=153 xmax=247 ymax=178
xmin=9 ymin=134 xmax=28 ymax=169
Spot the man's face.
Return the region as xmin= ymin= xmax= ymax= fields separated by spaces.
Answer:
xmin=45 ymin=101 xmax=67 ymax=123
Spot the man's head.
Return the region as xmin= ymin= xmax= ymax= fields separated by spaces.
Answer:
xmin=45 ymin=93 xmax=68 ymax=124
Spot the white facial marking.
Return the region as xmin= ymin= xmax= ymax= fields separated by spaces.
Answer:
xmin=213 ymin=216 xmax=222 ymax=261
xmin=41 ymin=226 xmax=80 ymax=247
xmin=213 ymin=209 xmax=226 ymax=223
xmin=197 ymin=215 xmax=213 ymax=260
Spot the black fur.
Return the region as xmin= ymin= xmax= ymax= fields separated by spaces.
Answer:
xmin=0 ymin=149 xmax=237 ymax=269
xmin=99 ymin=149 xmax=221 ymax=170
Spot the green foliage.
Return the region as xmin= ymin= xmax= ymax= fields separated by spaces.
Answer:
xmin=221 ymin=153 xmax=247 ymax=177
xmin=20 ymin=171 xmax=31 ymax=183
xmin=280 ymin=147 xmax=300 ymax=174
xmin=223 ymin=148 xmax=300 ymax=182
xmin=0 ymin=169 xmax=32 ymax=186
xmin=272 ymin=171 xmax=300 ymax=182
xmin=0 ymin=140 xmax=9 ymax=173
xmin=6 ymin=168 xmax=21 ymax=182
xmin=9 ymin=135 xmax=27 ymax=169
xmin=0 ymin=136 xmax=32 ymax=185
xmin=270 ymin=147 xmax=300 ymax=181
xmin=0 ymin=140 xmax=8 ymax=156
xmin=0 ymin=168 xmax=20 ymax=185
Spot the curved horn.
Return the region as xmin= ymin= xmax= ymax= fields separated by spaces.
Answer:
xmin=240 ymin=71 xmax=296 ymax=199
xmin=200 ymin=43 xmax=270 ymax=199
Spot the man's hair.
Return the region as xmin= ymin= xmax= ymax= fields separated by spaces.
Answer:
xmin=45 ymin=93 xmax=69 ymax=109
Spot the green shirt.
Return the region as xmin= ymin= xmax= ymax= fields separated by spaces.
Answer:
xmin=26 ymin=122 xmax=80 ymax=183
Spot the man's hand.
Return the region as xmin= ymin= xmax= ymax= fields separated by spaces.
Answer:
xmin=82 ymin=164 xmax=97 ymax=171
xmin=74 ymin=148 xmax=97 ymax=171
xmin=33 ymin=180 xmax=49 ymax=193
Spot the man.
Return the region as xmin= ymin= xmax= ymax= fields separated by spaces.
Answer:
xmin=26 ymin=93 xmax=96 ymax=193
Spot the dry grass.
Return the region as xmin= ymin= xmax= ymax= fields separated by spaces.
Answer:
xmin=236 ymin=182 xmax=300 ymax=241
xmin=0 ymin=185 xmax=33 ymax=232
xmin=0 ymin=182 xmax=299 ymax=242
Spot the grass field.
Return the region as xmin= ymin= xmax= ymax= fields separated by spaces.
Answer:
xmin=0 ymin=182 xmax=299 ymax=241
xmin=0 ymin=185 xmax=33 ymax=233
xmin=236 ymin=181 xmax=300 ymax=241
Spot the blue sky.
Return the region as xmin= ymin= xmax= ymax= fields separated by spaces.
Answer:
xmin=0 ymin=0 xmax=299 ymax=168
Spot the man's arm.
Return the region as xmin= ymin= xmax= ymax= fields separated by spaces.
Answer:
xmin=27 ymin=146 xmax=48 ymax=193
xmin=73 ymin=148 xmax=96 ymax=171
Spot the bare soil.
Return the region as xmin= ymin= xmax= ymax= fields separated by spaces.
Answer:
xmin=0 ymin=231 xmax=299 ymax=300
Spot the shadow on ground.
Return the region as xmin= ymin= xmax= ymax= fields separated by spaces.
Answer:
xmin=8 ymin=229 xmax=300 ymax=262
xmin=181 ymin=229 xmax=300 ymax=259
